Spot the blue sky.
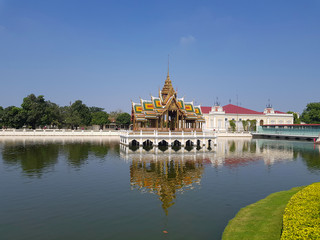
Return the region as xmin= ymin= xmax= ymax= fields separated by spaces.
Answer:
xmin=0 ymin=0 xmax=319 ymax=113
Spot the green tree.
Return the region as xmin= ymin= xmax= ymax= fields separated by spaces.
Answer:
xmin=89 ymin=106 xmax=104 ymax=113
xmin=287 ymin=111 xmax=301 ymax=124
xmin=45 ymin=102 xmax=63 ymax=128
xmin=2 ymin=106 xmax=26 ymax=128
xmin=21 ymin=94 xmax=50 ymax=128
xmin=249 ymin=120 xmax=257 ymax=131
xmin=91 ymin=111 xmax=110 ymax=129
xmin=116 ymin=112 xmax=131 ymax=127
xmin=0 ymin=106 xmax=3 ymax=128
xmin=229 ymin=120 xmax=236 ymax=132
xmin=301 ymin=103 xmax=320 ymax=124
xmin=64 ymin=100 xmax=91 ymax=129
xmin=242 ymin=120 xmax=249 ymax=131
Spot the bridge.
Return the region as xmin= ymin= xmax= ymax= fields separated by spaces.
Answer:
xmin=253 ymin=124 xmax=320 ymax=142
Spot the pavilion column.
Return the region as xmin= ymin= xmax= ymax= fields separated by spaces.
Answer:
xmin=176 ymin=111 xmax=179 ymax=130
xmin=166 ymin=111 xmax=169 ymax=131
xmin=162 ymin=115 xmax=164 ymax=130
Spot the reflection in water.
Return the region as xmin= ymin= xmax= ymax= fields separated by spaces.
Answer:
xmin=2 ymin=143 xmax=59 ymax=178
xmin=1 ymin=137 xmax=320 ymax=180
xmin=130 ymin=156 xmax=204 ymax=215
xmin=217 ymin=139 xmax=295 ymax=168
xmin=292 ymin=144 xmax=320 ymax=173
xmin=121 ymin=139 xmax=320 ymax=170
xmin=62 ymin=143 xmax=109 ymax=167
xmin=121 ymin=139 xmax=320 ymax=214
xmin=0 ymin=137 xmax=118 ymax=176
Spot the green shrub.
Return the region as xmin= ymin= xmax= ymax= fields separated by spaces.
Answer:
xmin=229 ymin=120 xmax=236 ymax=132
xmin=281 ymin=182 xmax=320 ymax=239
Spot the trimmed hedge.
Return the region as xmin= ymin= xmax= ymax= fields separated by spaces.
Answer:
xmin=281 ymin=182 xmax=320 ymax=239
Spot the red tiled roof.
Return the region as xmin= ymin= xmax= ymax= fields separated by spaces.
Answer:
xmin=201 ymin=106 xmax=212 ymax=114
xmin=223 ymin=104 xmax=263 ymax=115
xmin=201 ymin=104 xmax=288 ymax=115
xmin=200 ymin=104 xmax=263 ymax=115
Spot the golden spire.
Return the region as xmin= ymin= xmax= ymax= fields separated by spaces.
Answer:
xmin=162 ymin=55 xmax=174 ymax=100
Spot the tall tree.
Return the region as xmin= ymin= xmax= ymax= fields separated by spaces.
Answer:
xmin=116 ymin=112 xmax=131 ymax=126
xmin=0 ymin=106 xmax=3 ymax=128
xmin=44 ymin=102 xmax=63 ymax=128
xmin=287 ymin=111 xmax=301 ymax=124
xmin=89 ymin=106 xmax=104 ymax=113
xmin=91 ymin=111 xmax=110 ymax=129
xmin=21 ymin=94 xmax=49 ymax=128
xmin=301 ymin=103 xmax=320 ymax=124
xmin=64 ymin=100 xmax=91 ymax=129
xmin=2 ymin=106 xmax=26 ymax=128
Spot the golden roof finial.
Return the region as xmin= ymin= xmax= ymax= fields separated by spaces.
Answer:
xmin=161 ymin=55 xmax=175 ymax=101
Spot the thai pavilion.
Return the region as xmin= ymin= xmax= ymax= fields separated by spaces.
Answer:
xmin=131 ymin=72 xmax=205 ymax=131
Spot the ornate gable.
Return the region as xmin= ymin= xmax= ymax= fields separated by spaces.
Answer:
xmin=177 ymin=98 xmax=185 ymax=110
xmin=141 ymin=99 xmax=154 ymax=111
xmin=185 ymin=102 xmax=195 ymax=113
xmin=152 ymin=96 xmax=163 ymax=109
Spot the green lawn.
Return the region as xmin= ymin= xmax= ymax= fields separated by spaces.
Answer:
xmin=222 ymin=186 xmax=305 ymax=240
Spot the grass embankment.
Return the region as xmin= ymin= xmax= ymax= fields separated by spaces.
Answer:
xmin=222 ymin=186 xmax=304 ymax=240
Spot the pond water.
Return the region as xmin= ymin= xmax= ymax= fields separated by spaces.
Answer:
xmin=0 ymin=137 xmax=319 ymax=240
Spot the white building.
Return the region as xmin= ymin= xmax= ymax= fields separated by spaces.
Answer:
xmin=201 ymin=104 xmax=293 ymax=132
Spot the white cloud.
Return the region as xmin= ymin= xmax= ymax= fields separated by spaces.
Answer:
xmin=0 ymin=25 xmax=5 ymax=32
xmin=180 ymin=35 xmax=196 ymax=46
